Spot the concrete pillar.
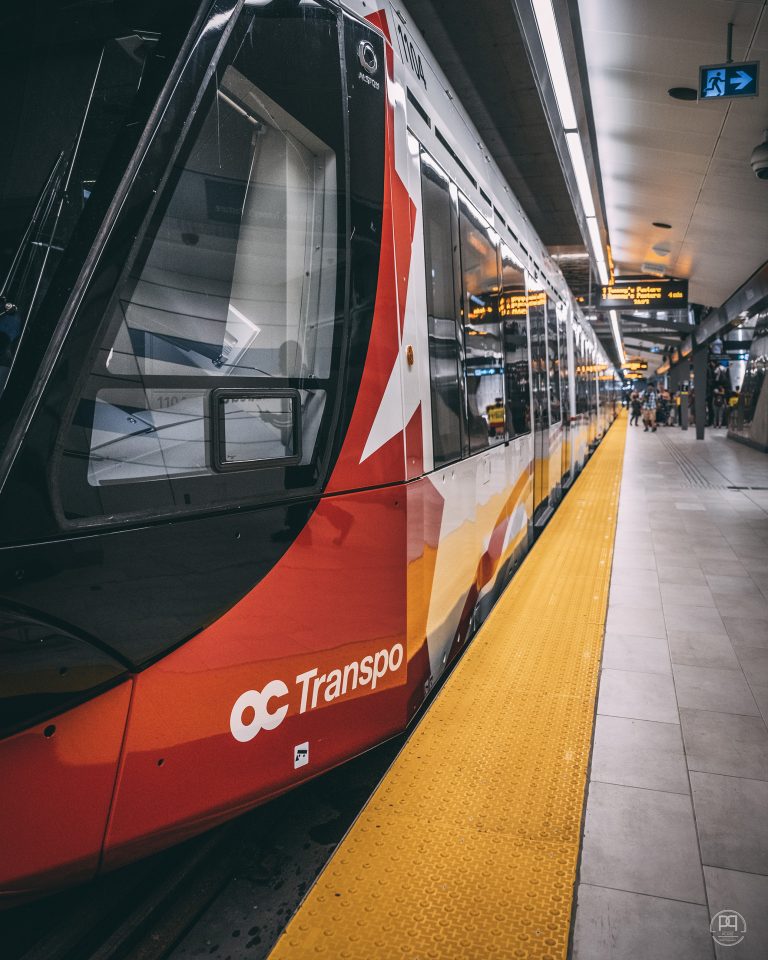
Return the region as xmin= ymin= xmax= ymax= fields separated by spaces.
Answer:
xmin=693 ymin=346 xmax=707 ymax=440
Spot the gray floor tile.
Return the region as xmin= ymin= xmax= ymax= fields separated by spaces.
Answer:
xmin=660 ymin=583 xmax=717 ymax=607
xmin=680 ymin=709 xmax=768 ymax=780
xmin=598 ymin=668 xmax=679 ymax=724
xmin=591 ymin=715 xmax=689 ymax=793
xmin=691 ymin=772 xmax=768 ymax=874
xmin=732 ymin=644 xmax=768 ymax=686
xmin=705 ymin=867 xmax=768 ymax=960
xmin=653 ymin=532 xmax=695 ymax=550
xmin=613 ymin=551 xmax=658 ymax=573
xmin=668 ymin=631 xmax=739 ymax=669
xmin=572 ymin=884 xmax=713 ymax=960
xmin=693 ymin=544 xmax=739 ymax=561
xmin=706 ymin=575 xmax=760 ymax=598
xmin=728 ymin=541 xmax=768 ymax=561
xmin=663 ymin=602 xmax=727 ymax=637
xmin=603 ymin=632 xmax=671 ymax=675
xmin=656 ymin=564 xmax=708 ymax=586
xmin=580 ymin=781 xmax=705 ymax=903
xmin=606 ymin=604 xmax=668 ymax=639
xmin=673 ymin=664 xmax=760 ymax=716
xmin=611 ymin=568 xmax=660 ymax=590
xmin=714 ymin=592 xmax=768 ymax=621
xmin=750 ymin=682 xmax=768 ymax=725
xmin=609 ymin=583 xmax=663 ymax=609
xmin=750 ymin=571 xmax=768 ymax=591
xmin=723 ymin=617 xmax=768 ymax=647
xmin=700 ymin=559 xmax=752 ymax=578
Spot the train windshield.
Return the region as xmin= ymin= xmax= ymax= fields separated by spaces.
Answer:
xmin=0 ymin=0 xmax=200 ymax=399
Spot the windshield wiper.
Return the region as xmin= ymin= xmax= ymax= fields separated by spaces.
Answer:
xmin=0 ymin=150 xmax=68 ymax=316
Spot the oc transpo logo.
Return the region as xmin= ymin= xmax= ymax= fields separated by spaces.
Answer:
xmin=229 ymin=643 xmax=405 ymax=743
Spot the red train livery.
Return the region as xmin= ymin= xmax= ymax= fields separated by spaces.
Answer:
xmin=0 ymin=0 xmax=617 ymax=899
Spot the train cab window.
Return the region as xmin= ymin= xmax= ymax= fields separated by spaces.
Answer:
xmin=546 ymin=295 xmax=562 ymax=424
xmin=499 ymin=246 xmax=530 ymax=438
xmin=55 ymin=3 xmax=349 ymax=518
xmin=457 ymin=196 xmax=505 ymax=451
xmin=421 ymin=153 xmax=463 ymax=467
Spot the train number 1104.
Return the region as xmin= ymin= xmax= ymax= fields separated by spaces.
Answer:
xmin=395 ymin=22 xmax=427 ymax=90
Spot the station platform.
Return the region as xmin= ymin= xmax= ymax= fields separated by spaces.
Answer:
xmin=268 ymin=417 xmax=768 ymax=960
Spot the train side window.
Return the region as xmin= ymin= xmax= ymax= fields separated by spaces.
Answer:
xmin=557 ymin=302 xmax=570 ymax=424
xmin=528 ymin=285 xmax=549 ymax=430
xmin=499 ymin=246 xmax=530 ymax=438
xmin=575 ymin=337 xmax=589 ymax=415
xmin=546 ymin=295 xmax=562 ymax=424
xmin=56 ymin=3 xmax=347 ymax=514
xmin=420 ymin=153 xmax=463 ymax=467
xmin=457 ymin=196 xmax=505 ymax=452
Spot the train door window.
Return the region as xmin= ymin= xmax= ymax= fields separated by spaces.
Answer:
xmin=55 ymin=2 xmax=349 ymax=518
xmin=499 ymin=246 xmax=530 ymax=438
xmin=457 ymin=196 xmax=504 ymax=452
xmin=421 ymin=152 xmax=463 ymax=467
xmin=575 ymin=334 xmax=589 ymax=415
xmin=557 ymin=302 xmax=570 ymax=423
xmin=528 ymin=284 xmax=549 ymax=429
xmin=589 ymin=346 xmax=598 ymax=414
xmin=546 ymin=295 xmax=562 ymax=424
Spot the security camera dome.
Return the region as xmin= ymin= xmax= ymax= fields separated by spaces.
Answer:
xmin=751 ymin=130 xmax=768 ymax=180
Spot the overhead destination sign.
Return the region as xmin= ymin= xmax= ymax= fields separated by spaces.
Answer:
xmin=699 ymin=61 xmax=759 ymax=100
xmin=598 ymin=279 xmax=688 ymax=311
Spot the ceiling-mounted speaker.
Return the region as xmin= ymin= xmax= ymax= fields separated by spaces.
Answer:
xmin=641 ymin=262 xmax=667 ymax=276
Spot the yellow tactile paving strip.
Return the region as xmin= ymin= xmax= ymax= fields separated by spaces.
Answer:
xmin=269 ymin=414 xmax=628 ymax=960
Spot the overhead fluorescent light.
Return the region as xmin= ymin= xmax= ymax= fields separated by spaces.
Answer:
xmin=530 ymin=0 xmax=578 ymax=130
xmin=586 ymin=216 xmax=603 ymax=262
xmin=596 ymin=259 xmax=609 ymax=286
xmin=565 ymin=132 xmax=595 ymax=218
xmin=610 ymin=309 xmax=625 ymax=365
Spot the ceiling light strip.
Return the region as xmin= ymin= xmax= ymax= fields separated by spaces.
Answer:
xmin=610 ymin=309 xmax=625 ymax=365
xmin=530 ymin=0 xmax=578 ymax=130
xmin=565 ymin=131 xmax=596 ymax=218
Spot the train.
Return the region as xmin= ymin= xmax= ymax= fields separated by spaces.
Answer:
xmin=0 ymin=0 xmax=618 ymax=899
xmin=728 ymin=308 xmax=768 ymax=452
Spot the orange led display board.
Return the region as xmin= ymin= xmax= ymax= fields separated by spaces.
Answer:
xmin=598 ymin=279 xmax=688 ymax=311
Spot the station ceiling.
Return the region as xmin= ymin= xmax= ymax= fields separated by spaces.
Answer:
xmin=404 ymin=0 xmax=585 ymax=248
xmin=405 ymin=0 xmax=768 ymax=370
xmin=577 ymin=0 xmax=768 ymax=312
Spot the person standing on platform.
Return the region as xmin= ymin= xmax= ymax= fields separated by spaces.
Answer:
xmin=642 ymin=384 xmax=657 ymax=432
xmin=713 ymin=384 xmax=727 ymax=428
xmin=657 ymin=388 xmax=670 ymax=428
xmin=630 ymin=389 xmax=642 ymax=426
xmin=727 ymin=385 xmax=740 ymax=426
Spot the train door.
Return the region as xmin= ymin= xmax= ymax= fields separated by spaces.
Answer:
xmin=544 ymin=293 xmax=563 ymax=508
xmin=500 ymin=245 xmax=534 ymax=563
xmin=528 ymin=280 xmax=550 ymax=523
xmin=558 ymin=301 xmax=571 ymax=486
xmin=419 ymin=150 xmax=475 ymax=679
